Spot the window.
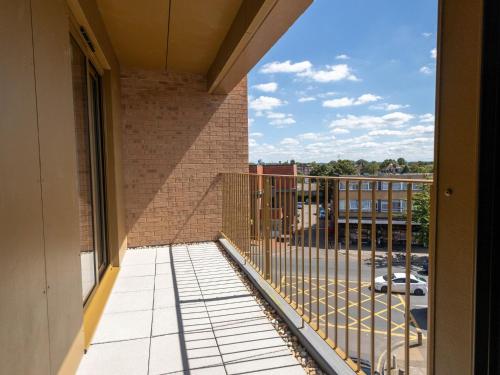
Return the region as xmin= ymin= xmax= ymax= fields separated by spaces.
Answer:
xmin=380 ymin=200 xmax=407 ymax=212
xmin=339 ymin=199 xmax=346 ymax=210
xmin=349 ymin=199 xmax=358 ymax=210
xmin=362 ymin=200 xmax=372 ymax=211
xmin=349 ymin=182 xmax=359 ymax=190
xmin=339 ymin=181 xmax=360 ymax=190
xmin=393 ymin=182 xmax=406 ymax=191
xmin=381 ymin=182 xmax=406 ymax=190
xmin=361 ymin=182 xmax=372 ymax=191
xmin=71 ymin=37 xmax=108 ymax=304
xmin=393 ymin=200 xmax=406 ymax=212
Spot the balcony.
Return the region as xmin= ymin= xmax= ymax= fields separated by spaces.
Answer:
xmin=76 ymin=173 xmax=432 ymax=375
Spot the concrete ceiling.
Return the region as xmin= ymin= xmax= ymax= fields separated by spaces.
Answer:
xmin=97 ymin=0 xmax=243 ymax=73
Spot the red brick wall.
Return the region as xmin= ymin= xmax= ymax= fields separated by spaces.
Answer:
xmin=120 ymin=70 xmax=248 ymax=247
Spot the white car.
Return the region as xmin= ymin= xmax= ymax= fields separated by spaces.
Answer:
xmin=373 ymin=272 xmax=428 ymax=296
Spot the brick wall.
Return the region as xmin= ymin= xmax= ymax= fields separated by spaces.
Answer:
xmin=120 ymin=70 xmax=248 ymax=247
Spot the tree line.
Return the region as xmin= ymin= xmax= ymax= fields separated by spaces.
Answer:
xmin=306 ymin=158 xmax=433 ymax=176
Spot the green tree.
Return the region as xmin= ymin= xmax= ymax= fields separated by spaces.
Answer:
xmin=397 ymin=157 xmax=407 ymax=167
xmin=331 ymin=159 xmax=357 ymax=175
xmin=309 ymin=163 xmax=331 ymax=176
xmin=363 ymin=161 xmax=380 ymax=175
xmin=413 ymin=185 xmax=431 ymax=247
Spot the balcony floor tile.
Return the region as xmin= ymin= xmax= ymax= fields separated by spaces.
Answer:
xmin=78 ymin=242 xmax=305 ymax=375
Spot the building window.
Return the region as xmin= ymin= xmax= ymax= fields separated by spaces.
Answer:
xmin=393 ymin=182 xmax=406 ymax=191
xmin=381 ymin=182 xmax=406 ymax=191
xmin=380 ymin=199 xmax=407 ymax=212
xmin=339 ymin=199 xmax=346 ymax=210
xmin=339 ymin=181 xmax=360 ymax=190
xmin=350 ymin=199 xmax=358 ymax=210
xmin=361 ymin=182 xmax=372 ymax=191
xmin=362 ymin=200 xmax=372 ymax=211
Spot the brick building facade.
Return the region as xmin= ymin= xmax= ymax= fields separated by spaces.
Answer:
xmin=121 ymin=70 xmax=248 ymax=247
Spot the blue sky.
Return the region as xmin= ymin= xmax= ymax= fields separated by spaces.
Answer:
xmin=248 ymin=0 xmax=438 ymax=163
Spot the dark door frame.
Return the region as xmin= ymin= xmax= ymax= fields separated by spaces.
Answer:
xmin=474 ymin=0 xmax=500 ymax=372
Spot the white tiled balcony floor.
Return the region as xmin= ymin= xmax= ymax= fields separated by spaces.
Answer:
xmin=77 ymin=242 xmax=305 ymax=375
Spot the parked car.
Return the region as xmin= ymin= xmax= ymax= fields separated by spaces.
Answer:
xmin=373 ymin=273 xmax=428 ymax=295
xmin=297 ymin=202 xmax=303 ymax=209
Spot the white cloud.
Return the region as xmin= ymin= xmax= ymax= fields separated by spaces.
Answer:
xmin=270 ymin=117 xmax=296 ymax=127
xmin=370 ymin=103 xmax=409 ymax=111
xmin=329 ymin=112 xmax=414 ymax=130
xmin=382 ymin=112 xmax=415 ymax=125
xmin=331 ymin=128 xmax=350 ymax=134
xmin=356 ymin=94 xmax=382 ymax=105
xmin=368 ymin=125 xmax=434 ymax=137
xmin=406 ymin=125 xmax=434 ymax=135
xmin=280 ymin=138 xmax=300 ymax=146
xmin=298 ymin=132 xmax=322 ymax=141
xmin=260 ymin=60 xmax=312 ymax=74
xmin=248 ymin=118 xmax=254 ymax=125
xmin=249 ymin=96 xmax=283 ymax=111
xmin=249 ymin=138 xmax=258 ymax=147
xmin=250 ymin=132 xmax=263 ymax=138
xmin=298 ymin=97 xmax=316 ymax=102
xmin=323 ymin=97 xmax=355 ymax=108
xmin=317 ymin=91 xmax=337 ymax=98
xmin=419 ymin=113 xmax=435 ymax=123
xmin=422 ymin=32 xmax=433 ymax=38
xmin=323 ymin=93 xmax=381 ymax=108
xmin=301 ymin=64 xmax=359 ymax=82
xmin=368 ymin=129 xmax=403 ymax=136
xmin=262 ymin=61 xmax=359 ymax=83
xmin=419 ymin=65 xmax=433 ymax=75
xmin=431 ymin=48 xmax=437 ymax=59
xmin=335 ymin=54 xmax=350 ymax=60
xmin=250 ymin=133 xmax=434 ymax=162
xmin=266 ymin=112 xmax=286 ymax=119
xmin=253 ymin=82 xmax=278 ymax=92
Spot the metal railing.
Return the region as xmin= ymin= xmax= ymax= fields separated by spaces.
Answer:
xmin=221 ymin=172 xmax=432 ymax=374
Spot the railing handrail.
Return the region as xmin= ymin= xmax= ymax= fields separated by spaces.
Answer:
xmin=221 ymin=172 xmax=433 ymax=184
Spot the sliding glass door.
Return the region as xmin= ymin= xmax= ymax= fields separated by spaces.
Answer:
xmin=70 ymin=37 xmax=108 ymax=303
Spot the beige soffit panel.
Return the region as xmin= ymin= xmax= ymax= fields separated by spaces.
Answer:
xmin=96 ymin=0 xmax=170 ymax=70
xmin=208 ymin=0 xmax=313 ymax=94
xmin=166 ymin=0 xmax=243 ymax=74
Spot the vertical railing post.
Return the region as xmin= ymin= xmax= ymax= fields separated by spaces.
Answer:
xmin=263 ymin=176 xmax=272 ymax=279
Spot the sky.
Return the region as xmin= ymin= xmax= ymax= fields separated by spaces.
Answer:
xmin=247 ymin=0 xmax=438 ymax=163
